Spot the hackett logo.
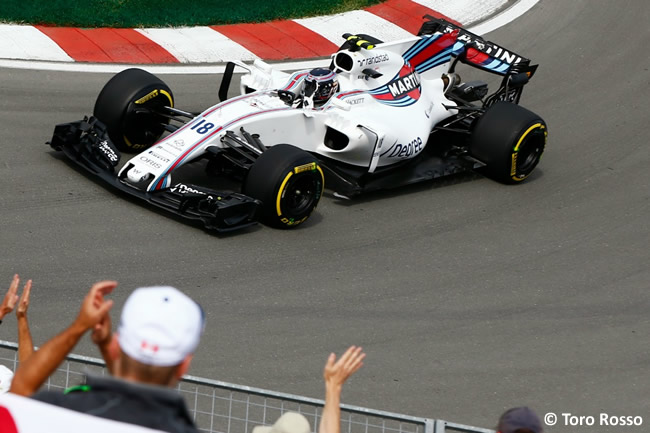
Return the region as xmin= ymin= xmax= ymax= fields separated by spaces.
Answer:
xmin=387 ymin=72 xmax=421 ymax=98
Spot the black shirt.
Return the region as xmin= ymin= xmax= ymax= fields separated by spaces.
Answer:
xmin=32 ymin=375 xmax=199 ymax=433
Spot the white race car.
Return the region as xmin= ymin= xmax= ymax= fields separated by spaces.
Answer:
xmin=49 ymin=16 xmax=547 ymax=231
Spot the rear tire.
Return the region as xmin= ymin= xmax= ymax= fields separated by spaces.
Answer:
xmin=93 ymin=68 xmax=174 ymax=152
xmin=469 ymin=102 xmax=547 ymax=184
xmin=243 ymin=144 xmax=324 ymax=229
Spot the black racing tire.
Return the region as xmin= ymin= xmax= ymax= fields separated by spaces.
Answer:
xmin=93 ymin=68 xmax=174 ymax=152
xmin=469 ymin=102 xmax=547 ymax=184
xmin=243 ymin=144 xmax=324 ymax=229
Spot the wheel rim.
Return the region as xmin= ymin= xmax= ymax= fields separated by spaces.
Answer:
xmin=517 ymin=130 xmax=544 ymax=173
xmin=282 ymin=174 xmax=320 ymax=218
xmin=123 ymin=88 xmax=173 ymax=149
xmin=513 ymin=124 xmax=546 ymax=178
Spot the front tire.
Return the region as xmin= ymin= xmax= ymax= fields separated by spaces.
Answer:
xmin=93 ymin=68 xmax=174 ymax=152
xmin=243 ymin=144 xmax=324 ymax=229
xmin=469 ymin=102 xmax=547 ymax=184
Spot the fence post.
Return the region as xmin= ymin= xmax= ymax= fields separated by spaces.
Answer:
xmin=423 ymin=419 xmax=436 ymax=433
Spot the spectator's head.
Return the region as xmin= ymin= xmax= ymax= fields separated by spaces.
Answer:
xmin=111 ymin=286 xmax=204 ymax=386
xmin=497 ymin=407 xmax=543 ymax=433
xmin=0 ymin=365 xmax=14 ymax=394
xmin=253 ymin=412 xmax=311 ymax=433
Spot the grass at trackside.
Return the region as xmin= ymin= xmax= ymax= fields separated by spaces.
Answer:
xmin=0 ymin=0 xmax=384 ymax=28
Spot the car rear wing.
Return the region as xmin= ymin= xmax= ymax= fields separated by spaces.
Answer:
xmin=418 ymin=15 xmax=535 ymax=73
xmin=418 ymin=15 xmax=538 ymax=105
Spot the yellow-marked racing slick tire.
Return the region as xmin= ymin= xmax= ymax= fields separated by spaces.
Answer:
xmin=469 ymin=102 xmax=547 ymax=184
xmin=93 ymin=68 xmax=174 ymax=152
xmin=243 ymin=144 xmax=324 ymax=229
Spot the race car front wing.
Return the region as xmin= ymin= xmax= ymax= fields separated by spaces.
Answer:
xmin=48 ymin=117 xmax=262 ymax=232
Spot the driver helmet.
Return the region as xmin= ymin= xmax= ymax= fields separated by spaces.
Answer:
xmin=303 ymin=68 xmax=339 ymax=106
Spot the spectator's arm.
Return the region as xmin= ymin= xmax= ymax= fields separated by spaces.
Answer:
xmin=16 ymin=279 xmax=34 ymax=362
xmin=0 ymin=274 xmax=20 ymax=321
xmin=318 ymin=346 xmax=365 ymax=433
xmin=9 ymin=280 xmax=116 ymax=396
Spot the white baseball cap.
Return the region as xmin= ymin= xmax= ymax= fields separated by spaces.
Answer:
xmin=252 ymin=412 xmax=311 ymax=433
xmin=117 ymin=286 xmax=204 ymax=367
xmin=0 ymin=364 xmax=14 ymax=394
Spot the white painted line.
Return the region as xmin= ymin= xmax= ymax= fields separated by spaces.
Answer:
xmin=468 ymin=0 xmax=541 ymax=35
xmin=412 ymin=0 xmax=509 ymax=26
xmin=0 ymin=25 xmax=73 ymax=62
xmin=294 ymin=10 xmax=413 ymax=46
xmin=137 ymin=27 xmax=257 ymax=63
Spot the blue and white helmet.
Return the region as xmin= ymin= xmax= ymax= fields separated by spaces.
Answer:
xmin=303 ymin=68 xmax=339 ymax=105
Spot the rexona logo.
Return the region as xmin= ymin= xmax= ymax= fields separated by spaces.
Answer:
xmin=170 ymin=183 xmax=207 ymax=195
xmin=387 ymin=72 xmax=421 ymax=98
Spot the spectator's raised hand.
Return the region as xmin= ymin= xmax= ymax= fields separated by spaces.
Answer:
xmin=75 ymin=281 xmax=117 ymax=331
xmin=323 ymin=345 xmax=365 ymax=388
xmin=1 ymin=274 xmax=20 ymax=319
xmin=91 ymin=303 xmax=116 ymax=373
xmin=10 ymin=280 xmax=118 ymax=396
xmin=91 ymin=311 xmax=112 ymax=345
xmin=16 ymin=279 xmax=32 ymax=319
xmin=319 ymin=346 xmax=366 ymax=433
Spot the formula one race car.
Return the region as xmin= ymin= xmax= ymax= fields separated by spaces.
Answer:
xmin=49 ymin=16 xmax=547 ymax=232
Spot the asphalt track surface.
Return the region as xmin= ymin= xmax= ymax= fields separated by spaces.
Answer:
xmin=1 ymin=1 xmax=649 ymax=432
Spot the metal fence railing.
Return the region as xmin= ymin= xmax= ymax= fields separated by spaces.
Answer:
xmin=0 ymin=341 xmax=494 ymax=433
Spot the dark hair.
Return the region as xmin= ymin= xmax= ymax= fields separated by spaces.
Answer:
xmin=496 ymin=407 xmax=542 ymax=433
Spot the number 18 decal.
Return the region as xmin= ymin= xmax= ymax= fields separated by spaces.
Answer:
xmin=191 ymin=119 xmax=215 ymax=134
